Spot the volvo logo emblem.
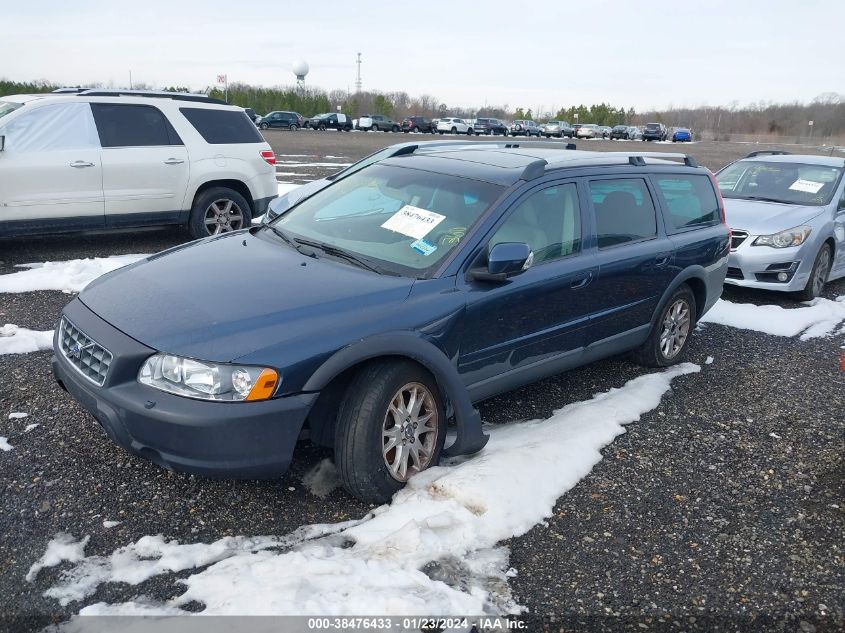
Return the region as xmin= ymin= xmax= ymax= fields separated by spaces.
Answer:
xmin=67 ymin=342 xmax=94 ymax=360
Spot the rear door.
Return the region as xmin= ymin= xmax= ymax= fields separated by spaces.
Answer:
xmin=92 ymin=103 xmax=189 ymax=226
xmin=585 ymin=176 xmax=676 ymax=342
xmin=0 ymin=101 xmax=104 ymax=229
xmin=459 ymin=180 xmax=598 ymax=396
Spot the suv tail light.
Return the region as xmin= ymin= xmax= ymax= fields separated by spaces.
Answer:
xmin=260 ymin=150 xmax=276 ymax=166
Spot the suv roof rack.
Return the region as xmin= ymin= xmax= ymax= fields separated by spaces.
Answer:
xmin=503 ymin=141 xmax=578 ymax=151
xmin=744 ymin=150 xmax=792 ymax=158
xmin=75 ymin=89 xmax=227 ymax=105
xmin=624 ymin=152 xmax=699 ymax=167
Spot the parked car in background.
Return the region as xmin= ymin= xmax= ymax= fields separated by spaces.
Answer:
xmin=610 ymin=124 xmax=633 ymax=140
xmin=53 ymin=144 xmax=728 ymax=504
xmin=643 ymin=122 xmax=668 ymax=141
xmin=540 ymin=121 xmax=574 ymax=138
xmin=473 ymin=118 xmax=509 ymax=135
xmin=672 ymin=128 xmax=693 ymax=142
xmin=357 ymin=114 xmax=400 ymax=132
xmin=576 ymin=123 xmax=602 ymax=139
xmin=306 ymin=112 xmax=353 ymax=131
xmin=437 ymin=117 xmax=473 ymax=135
xmin=510 ymin=120 xmax=541 ymax=136
xmin=244 ymin=108 xmax=259 ymax=123
xmin=0 ymin=90 xmax=277 ymax=239
xmin=258 ymin=110 xmax=304 ymax=130
xmin=715 ymin=154 xmax=845 ymax=300
xmin=400 ymin=116 xmax=435 ymax=133
xmin=628 ymin=126 xmax=643 ymax=140
xmin=598 ymin=126 xmax=612 ymax=138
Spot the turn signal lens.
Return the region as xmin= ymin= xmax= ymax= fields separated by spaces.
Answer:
xmin=246 ymin=368 xmax=279 ymax=401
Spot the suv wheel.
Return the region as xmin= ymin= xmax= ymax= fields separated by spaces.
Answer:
xmin=451 ymin=127 xmax=457 ymax=134
xmin=335 ymin=360 xmax=446 ymax=503
xmin=392 ymin=124 xmax=399 ymax=133
xmin=631 ymin=285 xmax=696 ymax=368
xmin=189 ymin=187 xmax=251 ymax=239
xmin=318 ymin=123 xmax=327 ymax=131
xmin=259 ymin=122 xmax=269 ymax=130
xmin=372 ymin=124 xmax=380 ymax=132
xmin=289 ymin=123 xmax=299 ymax=131
xmin=795 ymin=243 xmax=832 ymax=301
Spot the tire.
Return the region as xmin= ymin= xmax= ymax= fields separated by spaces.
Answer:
xmin=392 ymin=125 xmax=399 ymax=133
xmin=188 ymin=187 xmax=251 ymax=240
xmin=289 ymin=124 xmax=298 ymax=131
xmin=259 ymin=123 xmax=269 ymax=130
xmin=631 ymin=285 xmax=696 ymax=368
xmin=439 ymin=131 xmax=444 ymax=135
xmin=335 ymin=360 xmax=446 ymax=503
xmin=794 ymin=243 xmax=832 ymax=301
xmin=412 ymin=126 xmax=419 ymax=133
xmin=372 ymin=124 xmax=379 ymax=132
xmin=318 ymin=123 xmax=327 ymax=131
xmin=451 ymin=127 xmax=457 ymax=134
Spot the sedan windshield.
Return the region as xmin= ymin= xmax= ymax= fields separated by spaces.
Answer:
xmin=716 ymin=161 xmax=843 ymax=206
xmin=0 ymin=100 xmax=22 ymax=120
xmin=270 ymin=164 xmax=504 ymax=277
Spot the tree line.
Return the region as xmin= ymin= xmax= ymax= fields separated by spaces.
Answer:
xmin=2 ymin=78 xmax=842 ymax=140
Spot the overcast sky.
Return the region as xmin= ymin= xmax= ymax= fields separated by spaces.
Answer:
xmin=2 ymin=0 xmax=841 ymax=113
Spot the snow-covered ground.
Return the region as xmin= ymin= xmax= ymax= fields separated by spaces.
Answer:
xmin=0 ymin=324 xmax=53 ymax=355
xmin=30 ymin=364 xmax=699 ymax=618
xmin=0 ymin=254 xmax=148 ymax=294
xmin=701 ymin=296 xmax=845 ymax=340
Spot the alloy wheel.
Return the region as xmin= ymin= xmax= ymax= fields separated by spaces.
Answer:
xmin=659 ymin=299 xmax=691 ymax=359
xmin=204 ymin=199 xmax=244 ymax=235
xmin=382 ymin=382 xmax=439 ymax=482
xmin=813 ymin=248 xmax=831 ymax=297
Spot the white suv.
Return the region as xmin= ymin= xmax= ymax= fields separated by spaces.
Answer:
xmin=436 ymin=117 xmax=473 ymax=135
xmin=0 ymin=90 xmax=278 ymax=239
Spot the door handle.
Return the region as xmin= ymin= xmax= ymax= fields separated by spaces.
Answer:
xmin=164 ymin=158 xmax=185 ymax=165
xmin=570 ymin=271 xmax=593 ymax=289
xmin=69 ymin=160 xmax=94 ymax=168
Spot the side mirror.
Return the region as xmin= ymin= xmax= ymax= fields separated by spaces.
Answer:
xmin=469 ymin=242 xmax=533 ymax=282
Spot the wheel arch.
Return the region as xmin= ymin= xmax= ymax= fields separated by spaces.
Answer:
xmin=190 ymin=179 xmax=255 ymax=217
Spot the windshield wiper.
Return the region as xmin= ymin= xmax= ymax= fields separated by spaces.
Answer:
xmin=262 ymin=224 xmax=317 ymax=257
xmin=292 ymin=237 xmax=383 ymax=274
xmin=730 ymin=195 xmax=790 ymax=204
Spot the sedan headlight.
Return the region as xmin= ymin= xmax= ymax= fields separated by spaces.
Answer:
xmin=138 ymin=354 xmax=279 ymax=402
xmin=753 ymin=225 xmax=812 ymax=248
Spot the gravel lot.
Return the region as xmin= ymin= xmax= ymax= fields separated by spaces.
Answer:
xmin=1 ymin=133 xmax=843 ymax=632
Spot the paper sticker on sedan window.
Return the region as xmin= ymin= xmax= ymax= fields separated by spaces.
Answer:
xmin=789 ymin=179 xmax=824 ymax=194
xmin=381 ymin=205 xmax=445 ymax=239
xmin=411 ymin=238 xmax=438 ymax=256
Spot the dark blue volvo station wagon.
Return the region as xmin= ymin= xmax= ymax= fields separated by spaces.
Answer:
xmin=53 ymin=144 xmax=729 ymax=502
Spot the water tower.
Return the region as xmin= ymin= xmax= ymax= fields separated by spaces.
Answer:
xmin=293 ymin=60 xmax=309 ymax=92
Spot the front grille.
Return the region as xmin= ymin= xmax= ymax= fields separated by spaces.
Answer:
xmin=731 ymin=230 xmax=749 ymax=250
xmin=58 ymin=317 xmax=113 ymax=386
xmin=726 ymin=267 xmax=744 ymax=280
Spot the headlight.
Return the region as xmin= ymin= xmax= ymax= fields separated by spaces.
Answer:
xmin=138 ymin=354 xmax=279 ymax=402
xmin=753 ymin=225 xmax=812 ymax=248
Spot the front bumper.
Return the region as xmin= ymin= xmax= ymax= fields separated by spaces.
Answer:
xmin=52 ymin=298 xmax=316 ymax=479
xmin=253 ymin=195 xmax=275 ymax=217
xmin=724 ymin=241 xmax=812 ymax=292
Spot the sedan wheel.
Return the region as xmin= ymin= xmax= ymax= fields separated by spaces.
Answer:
xmin=659 ymin=299 xmax=691 ymax=360
xmin=796 ymin=243 xmax=832 ymax=301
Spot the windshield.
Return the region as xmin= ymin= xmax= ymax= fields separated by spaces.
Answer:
xmin=270 ymin=163 xmax=504 ymax=277
xmin=0 ymin=100 xmax=23 ymax=121
xmin=716 ymin=161 xmax=843 ymax=206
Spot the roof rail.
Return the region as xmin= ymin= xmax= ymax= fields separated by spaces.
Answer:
xmin=744 ymin=150 xmax=792 ymax=158
xmin=520 ymin=159 xmax=549 ymax=181
xmin=76 ymin=89 xmax=227 ymax=105
xmin=503 ymin=141 xmax=577 ymax=151
xmin=624 ymin=152 xmax=699 ymax=167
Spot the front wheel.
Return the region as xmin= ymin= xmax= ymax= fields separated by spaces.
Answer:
xmin=795 ymin=243 xmax=832 ymax=301
xmin=392 ymin=125 xmax=399 ymax=133
xmin=188 ymin=187 xmax=251 ymax=239
xmin=259 ymin=123 xmax=269 ymax=130
xmin=335 ymin=361 xmax=446 ymax=503
xmin=631 ymin=285 xmax=696 ymax=368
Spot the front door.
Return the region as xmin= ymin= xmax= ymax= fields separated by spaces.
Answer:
xmin=459 ymin=181 xmax=598 ymax=399
xmin=91 ymin=103 xmax=190 ymax=226
xmin=0 ymin=102 xmax=104 ymax=230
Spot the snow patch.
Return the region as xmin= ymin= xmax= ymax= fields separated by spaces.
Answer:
xmin=302 ymin=458 xmax=340 ymax=498
xmin=705 ymin=356 xmax=714 ymax=365
xmin=0 ymin=437 xmax=12 ymax=452
xmin=103 ymin=521 xmax=122 ymax=529
xmin=9 ymin=412 xmax=29 ymax=419
xmin=26 ymin=533 xmax=90 ymax=582
xmin=24 ymin=423 xmax=40 ymax=433
xmin=0 ymin=254 xmax=148 ymax=294
xmin=701 ymin=297 xmax=845 ymax=340
xmin=40 ymin=365 xmax=699 ymax=616
xmin=276 ymin=161 xmax=352 ymax=168
xmin=0 ymin=324 xmax=53 ymax=355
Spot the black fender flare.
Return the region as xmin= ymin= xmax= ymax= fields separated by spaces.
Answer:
xmin=651 ymin=267 xmax=708 ymax=327
xmin=303 ymin=333 xmax=488 ymax=457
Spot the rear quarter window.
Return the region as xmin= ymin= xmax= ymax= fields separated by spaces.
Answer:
xmin=655 ymin=174 xmax=720 ymax=231
xmin=180 ymin=107 xmax=264 ymax=144
xmin=589 ymin=179 xmax=657 ymax=248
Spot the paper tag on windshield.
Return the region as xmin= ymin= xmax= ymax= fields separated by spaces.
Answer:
xmin=381 ymin=205 xmax=445 ymax=240
xmin=789 ymin=179 xmax=824 ymax=194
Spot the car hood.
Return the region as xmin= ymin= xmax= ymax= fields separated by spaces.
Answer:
xmin=79 ymin=230 xmax=414 ymax=362
xmin=724 ymin=199 xmax=823 ymax=235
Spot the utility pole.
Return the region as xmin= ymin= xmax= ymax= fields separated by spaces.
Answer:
xmin=355 ymin=52 xmax=362 ymax=93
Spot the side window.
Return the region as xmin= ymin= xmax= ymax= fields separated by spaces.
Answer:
xmin=1 ymin=103 xmax=99 ymax=153
xmin=91 ymin=104 xmax=181 ymax=147
xmin=490 ymin=183 xmax=581 ymax=264
xmin=655 ymin=175 xmax=720 ymax=230
xmin=179 ymin=108 xmax=263 ymax=144
xmin=590 ymin=179 xmax=657 ymax=249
